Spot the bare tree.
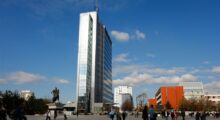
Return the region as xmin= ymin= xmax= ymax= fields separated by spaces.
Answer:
xmin=121 ymin=100 xmax=133 ymax=111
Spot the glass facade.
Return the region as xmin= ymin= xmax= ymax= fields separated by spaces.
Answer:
xmin=94 ymin=23 xmax=113 ymax=103
xmin=76 ymin=11 xmax=113 ymax=113
xmin=77 ymin=15 xmax=93 ymax=112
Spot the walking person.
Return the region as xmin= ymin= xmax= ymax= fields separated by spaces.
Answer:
xmin=164 ymin=109 xmax=169 ymax=120
xmin=149 ymin=105 xmax=155 ymax=120
xmin=54 ymin=110 xmax=57 ymax=119
xmin=181 ymin=110 xmax=185 ymax=120
xmin=122 ymin=111 xmax=127 ymax=120
xmin=109 ymin=110 xmax=115 ymax=120
xmin=46 ymin=110 xmax=51 ymax=120
xmin=142 ymin=106 xmax=148 ymax=120
xmin=201 ymin=111 xmax=206 ymax=120
xmin=171 ymin=111 xmax=175 ymax=120
xmin=64 ymin=113 xmax=67 ymax=120
xmin=174 ymin=110 xmax=178 ymax=120
xmin=76 ymin=111 xmax=79 ymax=118
xmin=116 ymin=110 xmax=121 ymax=120
xmin=195 ymin=112 xmax=201 ymax=120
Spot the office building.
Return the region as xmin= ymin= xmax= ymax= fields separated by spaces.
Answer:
xmin=155 ymin=86 xmax=184 ymax=109
xmin=76 ymin=11 xmax=113 ymax=113
xmin=178 ymin=82 xmax=204 ymax=99
xmin=114 ymin=86 xmax=132 ymax=107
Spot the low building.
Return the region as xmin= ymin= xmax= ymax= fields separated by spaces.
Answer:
xmin=178 ymin=82 xmax=204 ymax=99
xmin=155 ymin=86 xmax=184 ymax=109
xmin=148 ymin=98 xmax=157 ymax=108
xmin=63 ymin=101 xmax=76 ymax=116
xmin=20 ymin=90 xmax=34 ymax=101
xmin=204 ymin=94 xmax=220 ymax=103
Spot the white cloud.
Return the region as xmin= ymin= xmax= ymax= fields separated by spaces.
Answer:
xmin=135 ymin=30 xmax=145 ymax=39
xmin=212 ymin=66 xmax=220 ymax=74
xmin=113 ymin=64 xmax=148 ymax=76
xmin=113 ymin=64 xmax=185 ymax=77
xmin=0 ymin=79 xmax=7 ymax=84
xmin=151 ymin=67 xmax=186 ymax=75
xmin=203 ymin=61 xmax=210 ymax=64
xmin=113 ymin=73 xmax=197 ymax=86
xmin=55 ymin=79 xmax=69 ymax=84
xmin=147 ymin=53 xmax=156 ymax=58
xmin=111 ymin=30 xmax=129 ymax=42
xmin=111 ymin=30 xmax=146 ymax=42
xmin=204 ymin=81 xmax=220 ymax=94
xmin=6 ymin=71 xmax=46 ymax=84
xmin=113 ymin=53 xmax=130 ymax=63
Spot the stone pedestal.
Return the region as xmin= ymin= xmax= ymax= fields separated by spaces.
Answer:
xmin=47 ymin=102 xmax=64 ymax=118
xmin=47 ymin=102 xmax=64 ymax=110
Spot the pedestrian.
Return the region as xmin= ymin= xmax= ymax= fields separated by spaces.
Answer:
xmin=195 ymin=112 xmax=201 ymax=120
xmin=149 ymin=105 xmax=155 ymax=120
xmin=174 ymin=110 xmax=178 ymax=120
xmin=116 ymin=110 xmax=121 ymax=120
xmin=54 ymin=110 xmax=57 ymax=119
xmin=122 ymin=111 xmax=127 ymax=120
xmin=142 ymin=106 xmax=148 ymax=120
xmin=64 ymin=113 xmax=67 ymax=120
xmin=46 ymin=110 xmax=51 ymax=120
xmin=109 ymin=110 xmax=115 ymax=120
xmin=181 ymin=110 xmax=185 ymax=120
xmin=201 ymin=111 xmax=206 ymax=120
xmin=164 ymin=109 xmax=169 ymax=120
xmin=76 ymin=110 xmax=79 ymax=118
xmin=171 ymin=111 xmax=175 ymax=120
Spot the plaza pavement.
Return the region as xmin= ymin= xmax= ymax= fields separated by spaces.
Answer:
xmin=9 ymin=114 xmax=218 ymax=120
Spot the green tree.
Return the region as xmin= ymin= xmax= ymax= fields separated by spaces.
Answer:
xmin=25 ymin=96 xmax=49 ymax=114
xmin=2 ymin=90 xmax=25 ymax=114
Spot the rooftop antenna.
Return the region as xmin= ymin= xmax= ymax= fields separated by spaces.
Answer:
xmin=95 ymin=0 xmax=99 ymax=12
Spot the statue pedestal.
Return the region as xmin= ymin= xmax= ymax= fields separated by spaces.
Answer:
xmin=47 ymin=102 xmax=64 ymax=118
xmin=47 ymin=102 xmax=64 ymax=110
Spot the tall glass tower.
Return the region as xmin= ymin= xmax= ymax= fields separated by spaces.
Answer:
xmin=76 ymin=11 xmax=113 ymax=113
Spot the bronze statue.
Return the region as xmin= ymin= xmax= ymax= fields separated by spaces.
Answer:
xmin=51 ymin=87 xmax=59 ymax=103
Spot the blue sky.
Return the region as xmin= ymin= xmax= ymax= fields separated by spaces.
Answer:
xmin=0 ymin=0 xmax=220 ymax=103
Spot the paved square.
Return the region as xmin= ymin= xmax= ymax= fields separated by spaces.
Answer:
xmin=20 ymin=114 xmax=218 ymax=120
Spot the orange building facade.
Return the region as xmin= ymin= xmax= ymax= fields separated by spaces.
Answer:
xmin=155 ymin=86 xmax=184 ymax=109
xmin=148 ymin=98 xmax=157 ymax=108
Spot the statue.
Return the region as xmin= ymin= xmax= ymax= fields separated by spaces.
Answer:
xmin=51 ymin=87 xmax=59 ymax=103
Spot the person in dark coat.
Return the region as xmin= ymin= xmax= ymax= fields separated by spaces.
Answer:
xmin=149 ymin=105 xmax=155 ymax=120
xmin=195 ymin=112 xmax=201 ymax=120
xmin=181 ymin=110 xmax=185 ymax=120
xmin=122 ymin=111 xmax=127 ymax=120
xmin=201 ymin=111 xmax=206 ymax=120
xmin=142 ymin=106 xmax=148 ymax=120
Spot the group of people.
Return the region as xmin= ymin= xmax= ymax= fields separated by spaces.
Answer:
xmin=142 ymin=105 xmax=157 ymax=120
xmin=141 ymin=105 xmax=208 ymax=120
xmin=109 ymin=110 xmax=127 ymax=120
xmin=46 ymin=110 xmax=68 ymax=120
